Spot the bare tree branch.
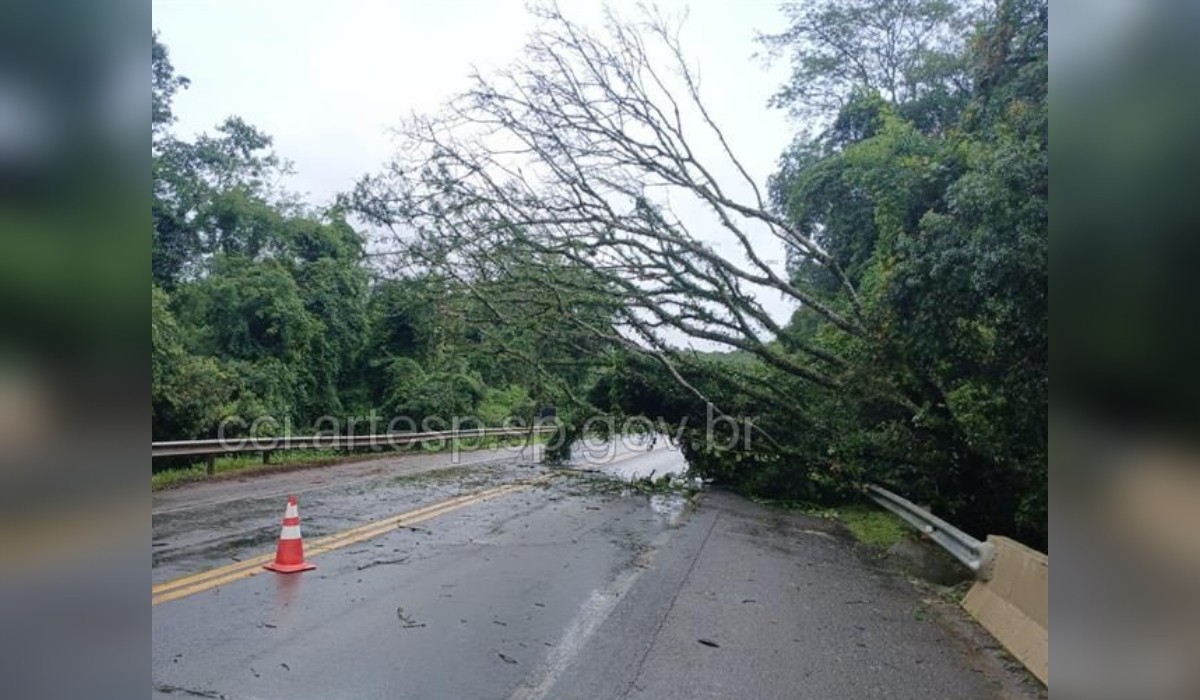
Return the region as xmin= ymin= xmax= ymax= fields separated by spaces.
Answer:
xmin=350 ymin=3 xmax=900 ymax=408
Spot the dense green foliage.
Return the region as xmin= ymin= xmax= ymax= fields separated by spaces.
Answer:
xmin=593 ymin=0 xmax=1047 ymax=546
xmin=151 ymin=35 xmax=598 ymax=454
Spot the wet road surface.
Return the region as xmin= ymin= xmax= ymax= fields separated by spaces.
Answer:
xmin=152 ymin=444 xmax=1040 ymax=699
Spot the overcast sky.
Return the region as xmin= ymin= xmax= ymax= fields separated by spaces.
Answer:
xmin=152 ymin=0 xmax=804 ymax=341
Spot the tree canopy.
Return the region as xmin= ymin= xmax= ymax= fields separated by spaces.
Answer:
xmin=151 ymin=34 xmax=603 ymax=451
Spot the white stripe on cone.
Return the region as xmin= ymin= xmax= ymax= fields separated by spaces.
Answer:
xmin=284 ymin=503 xmax=299 ymax=518
xmin=280 ymin=525 xmax=302 ymax=540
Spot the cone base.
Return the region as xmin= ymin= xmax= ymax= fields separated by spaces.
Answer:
xmin=264 ymin=561 xmax=316 ymax=573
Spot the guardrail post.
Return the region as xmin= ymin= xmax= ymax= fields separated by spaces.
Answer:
xmin=205 ymin=455 xmax=215 ymax=475
xmin=262 ymin=450 xmax=272 ymax=465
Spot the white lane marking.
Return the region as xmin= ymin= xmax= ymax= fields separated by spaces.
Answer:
xmin=507 ymin=530 xmax=673 ymax=700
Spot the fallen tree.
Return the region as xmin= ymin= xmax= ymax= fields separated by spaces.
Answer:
xmin=351 ymin=1 xmax=1047 ymax=546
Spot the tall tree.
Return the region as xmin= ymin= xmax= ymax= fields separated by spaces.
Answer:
xmin=759 ymin=0 xmax=978 ymax=132
xmin=152 ymin=32 xmax=189 ymax=138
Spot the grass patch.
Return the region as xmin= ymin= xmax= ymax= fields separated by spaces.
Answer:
xmin=151 ymin=465 xmax=209 ymax=490
xmin=751 ymin=497 xmax=909 ymax=549
xmin=151 ymin=449 xmax=347 ymax=490
xmin=826 ymin=504 xmax=908 ymax=548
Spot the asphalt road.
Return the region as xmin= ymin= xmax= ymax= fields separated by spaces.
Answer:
xmin=152 ymin=444 xmax=1041 ymax=699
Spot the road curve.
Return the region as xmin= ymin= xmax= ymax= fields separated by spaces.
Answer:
xmin=152 ymin=446 xmax=1041 ymax=699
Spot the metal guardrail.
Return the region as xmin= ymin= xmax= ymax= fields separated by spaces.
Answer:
xmin=865 ymin=484 xmax=996 ymax=579
xmin=152 ymin=426 xmax=556 ymax=459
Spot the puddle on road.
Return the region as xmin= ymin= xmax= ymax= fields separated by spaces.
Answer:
xmin=595 ymin=451 xmax=686 ymax=482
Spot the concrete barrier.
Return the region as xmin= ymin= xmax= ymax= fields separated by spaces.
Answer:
xmin=961 ymin=535 xmax=1048 ymax=686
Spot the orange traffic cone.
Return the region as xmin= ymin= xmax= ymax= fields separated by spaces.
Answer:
xmin=264 ymin=495 xmax=316 ymax=573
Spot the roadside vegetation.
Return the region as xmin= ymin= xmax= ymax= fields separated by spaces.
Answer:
xmin=152 ymin=37 xmax=600 ymax=470
xmin=819 ymin=505 xmax=910 ymax=549
xmin=753 ymin=497 xmax=910 ymax=549
xmin=151 ymin=449 xmax=345 ymax=490
xmin=153 ymin=0 xmax=1046 ymax=547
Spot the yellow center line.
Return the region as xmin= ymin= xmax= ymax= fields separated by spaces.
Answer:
xmin=152 ymin=475 xmax=554 ymax=606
